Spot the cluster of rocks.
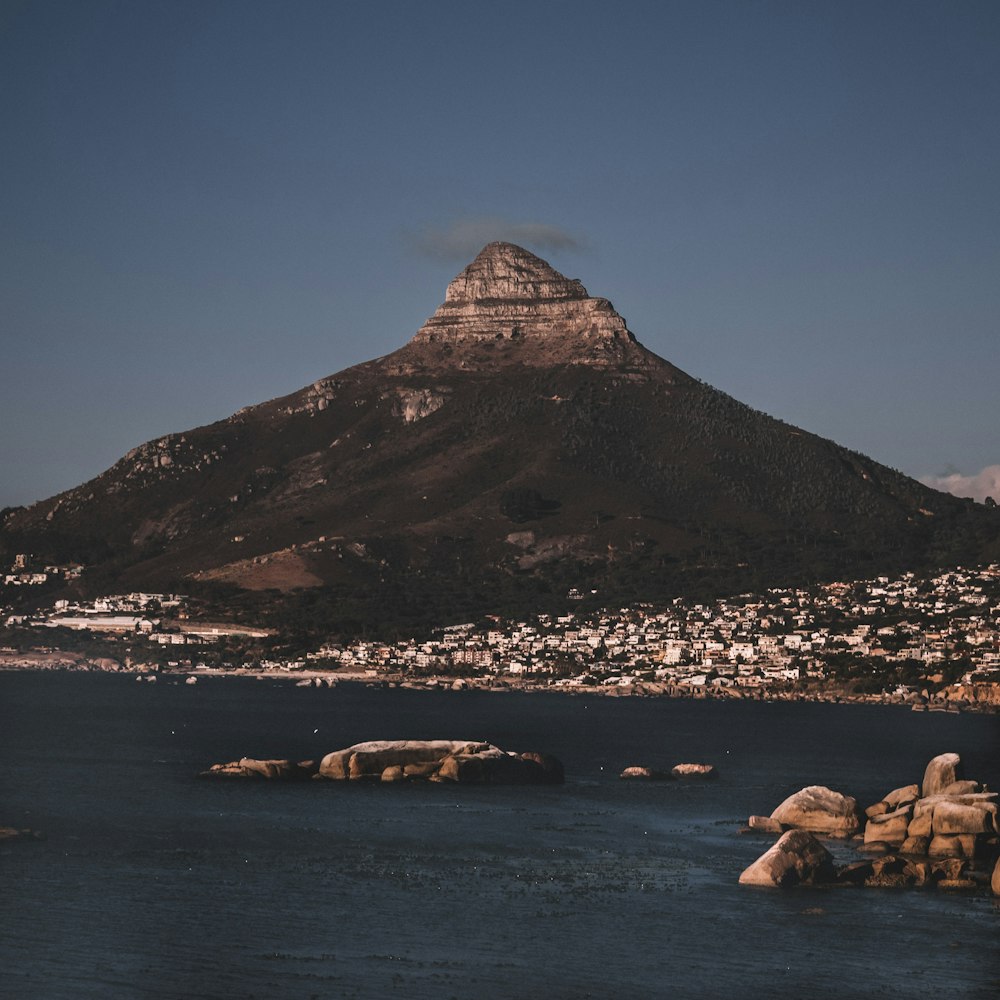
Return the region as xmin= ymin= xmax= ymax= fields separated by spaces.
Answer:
xmin=620 ymin=763 xmax=717 ymax=780
xmin=740 ymin=752 xmax=1000 ymax=895
xmin=862 ymin=751 xmax=996 ymax=860
xmin=201 ymin=739 xmax=564 ymax=786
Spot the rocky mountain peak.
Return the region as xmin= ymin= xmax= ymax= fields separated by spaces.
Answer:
xmin=411 ymin=242 xmax=636 ymax=354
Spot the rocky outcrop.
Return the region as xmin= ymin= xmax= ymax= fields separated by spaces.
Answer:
xmin=862 ymin=754 xmax=997 ymax=862
xmin=770 ymin=786 xmax=861 ymax=837
xmin=739 ymin=830 xmax=836 ymax=887
xmin=671 ymin=763 xmax=717 ymax=779
xmin=202 ymin=741 xmax=564 ymax=785
xmin=331 ymin=740 xmax=565 ymax=784
xmin=744 ymin=751 xmax=998 ymax=894
xmin=200 ymin=758 xmax=319 ymax=780
xmin=411 ymin=242 xmax=639 ymax=366
xmin=620 ymin=766 xmax=670 ymax=780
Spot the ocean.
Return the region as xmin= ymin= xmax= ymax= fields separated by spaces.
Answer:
xmin=1 ymin=673 xmax=998 ymax=999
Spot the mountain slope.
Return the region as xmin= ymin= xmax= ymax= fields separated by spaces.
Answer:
xmin=2 ymin=243 xmax=996 ymax=634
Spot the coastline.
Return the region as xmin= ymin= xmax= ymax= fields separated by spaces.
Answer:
xmin=2 ymin=653 xmax=997 ymax=713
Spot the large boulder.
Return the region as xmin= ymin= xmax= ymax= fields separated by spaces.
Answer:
xmin=438 ymin=749 xmax=563 ymax=785
xmin=739 ymin=830 xmax=836 ymax=887
xmin=921 ymin=753 xmax=963 ymax=797
xmin=908 ymin=792 xmax=997 ymax=839
xmin=864 ymin=805 xmax=912 ymax=846
xmin=319 ymin=740 xmax=490 ymax=780
xmin=883 ymin=784 xmax=920 ymax=809
xmin=932 ymin=800 xmax=996 ymax=836
xmin=992 ymin=857 xmax=1000 ymax=897
xmin=770 ymin=786 xmax=861 ymax=838
xmin=900 ymin=835 xmax=929 ymax=855
xmin=928 ymin=834 xmax=977 ymax=859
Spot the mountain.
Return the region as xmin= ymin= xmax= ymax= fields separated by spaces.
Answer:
xmin=2 ymin=243 xmax=996 ymax=637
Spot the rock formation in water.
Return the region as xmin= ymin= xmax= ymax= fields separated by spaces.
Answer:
xmin=742 ymin=751 xmax=999 ymax=892
xmin=738 ymin=830 xmax=835 ymax=887
xmin=201 ymin=739 xmax=565 ymax=785
xmin=769 ymin=785 xmax=862 ymax=837
xmin=861 ymin=752 xmax=997 ymax=860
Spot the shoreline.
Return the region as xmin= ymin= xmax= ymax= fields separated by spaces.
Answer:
xmin=1 ymin=656 xmax=996 ymax=713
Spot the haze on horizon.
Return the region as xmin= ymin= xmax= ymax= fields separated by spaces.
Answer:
xmin=2 ymin=0 xmax=998 ymax=509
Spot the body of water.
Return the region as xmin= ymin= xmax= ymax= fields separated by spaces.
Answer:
xmin=1 ymin=673 xmax=998 ymax=999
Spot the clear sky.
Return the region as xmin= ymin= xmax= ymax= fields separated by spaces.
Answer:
xmin=2 ymin=0 xmax=998 ymax=509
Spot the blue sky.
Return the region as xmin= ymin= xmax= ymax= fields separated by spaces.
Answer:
xmin=2 ymin=0 xmax=998 ymax=508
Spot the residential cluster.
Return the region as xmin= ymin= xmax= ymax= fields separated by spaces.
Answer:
xmin=4 ymin=591 xmax=271 ymax=645
xmin=3 ymin=564 xmax=1000 ymax=695
xmin=308 ymin=565 xmax=1000 ymax=691
xmin=3 ymin=552 xmax=82 ymax=586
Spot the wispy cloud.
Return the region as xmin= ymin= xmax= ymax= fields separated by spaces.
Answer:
xmin=406 ymin=217 xmax=586 ymax=262
xmin=920 ymin=464 xmax=1000 ymax=503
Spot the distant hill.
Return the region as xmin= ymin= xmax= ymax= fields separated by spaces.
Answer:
xmin=3 ymin=243 xmax=997 ymax=639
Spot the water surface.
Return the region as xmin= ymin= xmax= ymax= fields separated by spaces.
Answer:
xmin=1 ymin=674 xmax=998 ymax=999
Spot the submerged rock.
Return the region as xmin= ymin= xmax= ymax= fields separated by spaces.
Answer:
xmin=0 ymin=826 xmax=43 ymax=843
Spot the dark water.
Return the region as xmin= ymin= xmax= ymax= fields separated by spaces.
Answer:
xmin=1 ymin=674 xmax=998 ymax=1000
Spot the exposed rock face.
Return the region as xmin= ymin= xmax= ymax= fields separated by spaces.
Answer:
xmin=411 ymin=242 xmax=638 ymax=365
xmin=739 ymin=830 xmax=836 ymax=887
xmin=922 ymin=752 xmax=963 ymax=797
xmin=393 ymin=387 xmax=447 ymax=423
xmin=770 ymin=786 xmax=861 ymax=837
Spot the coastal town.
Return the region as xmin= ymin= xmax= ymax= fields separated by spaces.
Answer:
xmin=3 ymin=557 xmax=999 ymax=709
